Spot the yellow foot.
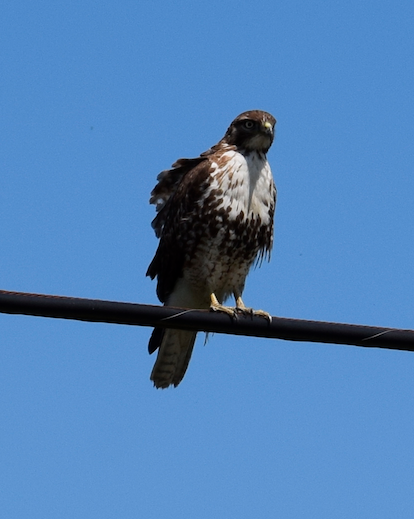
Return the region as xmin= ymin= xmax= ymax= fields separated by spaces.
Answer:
xmin=210 ymin=293 xmax=238 ymax=318
xmin=235 ymin=296 xmax=272 ymax=322
xmin=210 ymin=294 xmax=272 ymax=322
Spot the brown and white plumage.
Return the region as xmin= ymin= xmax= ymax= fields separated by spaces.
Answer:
xmin=147 ymin=110 xmax=277 ymax=388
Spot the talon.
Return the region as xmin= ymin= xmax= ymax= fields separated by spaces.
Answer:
xmin=210 ymin=293 xmax=238 ymax=318
xmin=210 ymin=293 xmax=272 ymax=323
xmin=252 ymin=309 xmax=272 ymax=323
xmin=235 ymin=295 xmax=272 ymax=322
xmin=235 ymin=305 xmax=254 ymax=318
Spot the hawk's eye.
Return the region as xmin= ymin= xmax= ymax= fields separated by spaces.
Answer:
xmin=243 ymin=120 xmax=255 ymax=130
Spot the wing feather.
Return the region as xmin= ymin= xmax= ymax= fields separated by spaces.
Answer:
xmin=146 ymin=158 xmax=214 ymax=303
xmin=150 ymin=157 xmax=206 ymax=237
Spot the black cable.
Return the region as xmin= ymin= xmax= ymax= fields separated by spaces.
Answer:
xmin=0 ymin=289 xmax=413 ymax=351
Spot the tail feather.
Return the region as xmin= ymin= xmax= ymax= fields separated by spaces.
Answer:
xmin=149 ymin=328 xmax=197 ymax=388
xmin=148 ymin=327 xmax=165 ymax=354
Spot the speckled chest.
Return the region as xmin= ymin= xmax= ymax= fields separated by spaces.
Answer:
xmin=183 ymin=150 xmax=276 ymax=293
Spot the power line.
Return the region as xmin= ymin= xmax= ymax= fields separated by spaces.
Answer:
xmin=0 ymin=289 xmax=413 ymax=351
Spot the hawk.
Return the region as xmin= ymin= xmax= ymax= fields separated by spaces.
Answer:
xmin=147 ymin=110 xmax=277 ymax=388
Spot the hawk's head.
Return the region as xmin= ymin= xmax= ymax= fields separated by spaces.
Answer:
xmin=223 ymin=110 xmax=276 ymax=154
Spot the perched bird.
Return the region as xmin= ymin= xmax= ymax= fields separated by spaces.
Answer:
xmin=147 ymin=110 xmax=277 ymax=388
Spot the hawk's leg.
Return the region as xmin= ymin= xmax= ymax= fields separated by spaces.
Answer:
xmin=209 ymin=293 xmax=238 ymax=318
xmin=235 ymin=294 xmax=272 ymax=323
xmin=209 ymin=293 xmax=272 ymax=322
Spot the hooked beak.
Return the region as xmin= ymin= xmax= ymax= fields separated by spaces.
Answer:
xmin=262 ymin=121 xmax=273 ymax=135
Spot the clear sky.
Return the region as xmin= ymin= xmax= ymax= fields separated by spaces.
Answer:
xmin=1 ymin=1 xmax=414 ymax=517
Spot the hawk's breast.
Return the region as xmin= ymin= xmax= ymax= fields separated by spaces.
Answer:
xmin=209 ymin=150 xmax=274 ymax=223
xmin=181 ymin=149 xmax=276 ymax=302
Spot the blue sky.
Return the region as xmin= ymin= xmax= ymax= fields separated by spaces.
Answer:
xmin=1 ymin=1 xmax=414 ymax=517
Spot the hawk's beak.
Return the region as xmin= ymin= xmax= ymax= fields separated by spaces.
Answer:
xmin=262 ymin=121 xmax=273 ymax=134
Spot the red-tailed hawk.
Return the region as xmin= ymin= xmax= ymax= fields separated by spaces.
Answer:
xmin=147 ymin=110 xmax=277 ymax=388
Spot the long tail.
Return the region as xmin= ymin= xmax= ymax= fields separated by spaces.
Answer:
xmin=149 ymin=328 xmax=197 ymax=388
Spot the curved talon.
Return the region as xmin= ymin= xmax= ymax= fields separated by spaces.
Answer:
xmin=252 ymin=309 xmax=272 ymax=323
xmin=210 ymin=293 xmax=272 ymax=322
xmin=210 ymin=304 xmax=238 ymax=318
xmin=235 ymin=295 xmax=272 ymax=322
xmin=210 ymin=293 xmax=238 ymax=318
xmin=235 ymin=306 xmax=254 ymax=318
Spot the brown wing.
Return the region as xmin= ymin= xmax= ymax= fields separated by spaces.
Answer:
xmin=256 ymin=178 xmax=277 ymax=265
xmin=146 ymin=158 xmax=214 ymax=303
xmin=150 ymin=157 xmax=206 ymax=237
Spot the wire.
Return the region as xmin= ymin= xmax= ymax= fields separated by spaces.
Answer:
xmin=0 ymin=289 xmax=413 ymax=351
